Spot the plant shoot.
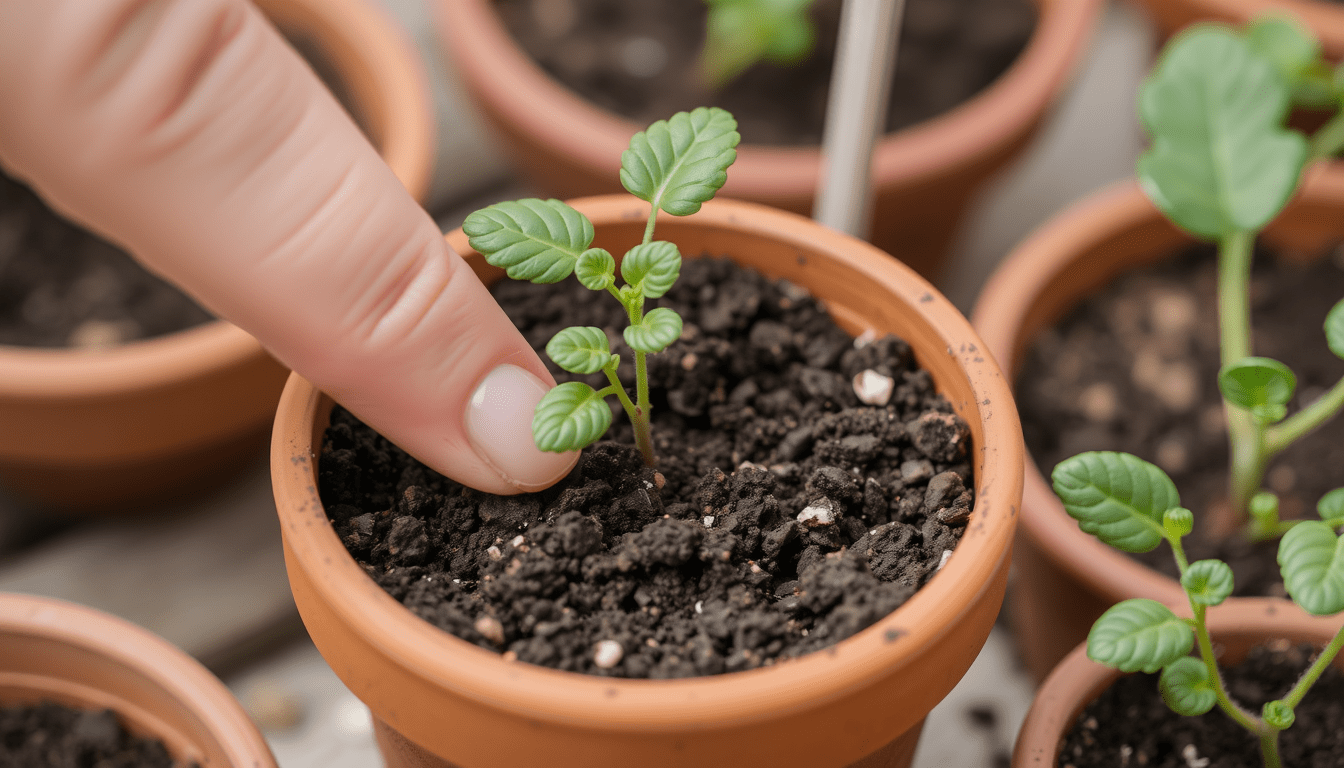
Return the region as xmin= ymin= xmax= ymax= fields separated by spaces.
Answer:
xmin=700 ymin=0 xmax=817 ymax=89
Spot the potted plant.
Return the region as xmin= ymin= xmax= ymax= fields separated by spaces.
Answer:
xmin=0 ymin=592 xmax=277 ymax=767
xmin=0 ymin=0 xmax=435 ymax=512
xmin=973 ymin=21 xmax=1344 ymax=681
xmin=432 ymin=0 xmax=1101 ymax=281
xmin=270 ymin=107 xmax=1022 ymax=768
xmin=1012 ymin=601 xmax=1344 ymax=767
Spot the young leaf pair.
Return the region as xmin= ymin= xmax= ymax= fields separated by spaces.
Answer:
xmin=463 ymin=107 xmax=741 ymax=466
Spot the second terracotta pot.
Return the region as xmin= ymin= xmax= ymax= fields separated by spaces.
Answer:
xmin=971 ymin=175 xmax=1344 ymax=683
xmin=434 ymin=0 xmax=1101 ymax=282
xmin=1128 ymin=0 xmax=1344 ymax=59
xmin=272 ymin=195 xmax=1023 ymax=768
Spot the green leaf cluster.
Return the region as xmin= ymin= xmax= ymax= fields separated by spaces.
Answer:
xmin=463 ymin=108 xmax=740 ymax=462
xmin=699 ymin=0 xmax=816 ymax=89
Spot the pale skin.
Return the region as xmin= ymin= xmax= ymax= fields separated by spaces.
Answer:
xmin=0 ymin=0 xmax=578 ymax=494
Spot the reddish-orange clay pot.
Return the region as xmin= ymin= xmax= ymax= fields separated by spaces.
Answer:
xmin=1012 ymin=602 xmax=1344 ymax=767
xmin=434 ymin=0 xmax=1101 ymax=283
xmin=1128 ymin=0 xmax=1344 ymax=59
xmin=0 ymin=0 xmax=433 ymax=513
xmin=0 ymin=593 xmax=277 ymax=768
xmin=272 ymin=196 xmax=1024 ymax=768
xmin=971 ymin=174 xmax=1344 ymax=684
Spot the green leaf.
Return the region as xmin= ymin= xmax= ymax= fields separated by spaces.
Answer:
xmin=1263 ymin=700 xmax=1296 ymax=730
xmin=1088 ymin=599 xmax=1195 ymax=674
xmin=1326 ymin=298 xmax=1344 ymax=359
xmin=1278 ymin=520 xmax=1344 ymax=615
xmin=545 ymin=327 xmax=614 ymax=375
xmin=1160 ymin=656 xmax=1217 ymax=716
xmin=464 ymin=199 xmax=594 ymax=283
xmin=620 ymin=241 xmax=682 ymax=299
xmin=1165 ymin=508 xmax=1195 ymax=539
xmin=1218 ymin=357 xmax=1297 ymax=423
xmin=575 ymin=248 xmax=616 ymax=291
xmin=1137 ymin=26 xmax=1309 ymax=238
xmin=624 ymin=307 xmax=683 ymax=354
xmin=620 ymin=107 xmax=740 ymax=217
xmin=532 ymin=381 xmax=613 ymax=453
xmin=1051 ymin=452 xmax=1182 ymax=553
xmin=700 ymin=0 xmax=816 ymax=88
xmin=1319 ymin=488 xmax=1344 ymax=521
xmin=1182 ymin=559 xmax=1235 ymax=606
xmin=1244 ymin=16 xmax=1329 ymax=103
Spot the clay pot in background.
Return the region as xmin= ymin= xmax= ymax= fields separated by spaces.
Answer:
xmin=0 ymin=0 xmax=435 ymax=513
xmin=272 ymin=196 xmax=1023 ymax=768
xmin=971 ymin=176 xmax=1344 ymax=683
xmin=1012 ymin=602 xmax=1344 ymax=767
xmin=1128 ymin=0 xmax=1344 ymax=58
xmin=0 ymin=592 xmax=277 ymax=768
xmin=433 ymin=0 xmax=1101 ymax=283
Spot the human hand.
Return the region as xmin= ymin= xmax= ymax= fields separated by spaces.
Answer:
xmin=0 ymin=0 xmax=578 ymax=494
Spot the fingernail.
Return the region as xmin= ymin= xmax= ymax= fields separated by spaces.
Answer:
xmin=465 ymin=364 xmax=578 ymax=491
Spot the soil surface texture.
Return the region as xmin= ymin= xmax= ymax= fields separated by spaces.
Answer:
xmin=1017 ymin=245 xmax=1344 ymax=597
xmin=320 ymin=257 xmax=974 ymax=678
xmin=0 ymin=170 xmax=211 ymax=348
xmin=1058 ymin=642 xmax=1344 ymax=767
xmin=0 ymin=701 xmax=198 ymax=768
xmin=495 ymin=0 xmax=1035 ymax=146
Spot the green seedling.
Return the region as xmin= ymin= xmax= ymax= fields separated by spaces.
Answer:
xmin=1136 ymin=18 xmax=1344 ymax=527
xmin=463 ymin=107 xmax=740 ymax=465
xmin=700 ymin=0 xmax=817 ymax=89
xmin=1053 ymin=451 xmax=1344 ymax=768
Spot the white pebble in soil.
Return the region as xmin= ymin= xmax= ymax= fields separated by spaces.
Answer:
xmin=620 ymin=36 xmax=668 ymax=78
xmin=852 ymin=369 xmax=895 ymax=406
xmin=797 ymin=499 xmax=837 ymax=526
xmin=474 ymin=615 xmax=505 ymax=646
xmin=593 ymin=640 xmax=624 ymax=669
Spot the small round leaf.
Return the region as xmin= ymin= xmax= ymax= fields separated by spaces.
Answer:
xmin=1182 ymin=559 xmax=1235 ymax=606
xmin=1218 ymin=357 xmax=1296 ymax=422
xmin=1087 ymin=599 xmax=1194 ymax=674
xmin=575 ymin=248 xmax=616 ymax=291
xmin=1052 ymin=452 xmax=1181 ymax=553
xmin=1160 ymin=656 xmax=1217 ymax=716
xmin=1164 ymin=508 xmax=1194 ymax=539
xmin=532 ymin=381 xmax=613 ymax=453
xmin=620 ymin=107 xmax=740 ymax=217
xmin=1277 ymin=521 xmax=1344 ymax=616
xmin=545 ymin=327 xmax=613 ymax=375
xmin=1326 ymin=298 xmax=1344 ymax=359
xmin=1318 ymin=487 xmax=1344 ymax=522
xmin=463 ymin=199 xmax=594 ymax=283
xmin=624 ymin=307 xmax=683 ymax=354
xmin=1263 ymin=700 xmax=1296 ymax=730
xmin=620 ymin=241 xmax=681 ymax=298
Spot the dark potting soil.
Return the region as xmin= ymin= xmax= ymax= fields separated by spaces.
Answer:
xmin=494 ymin=0 xmax=1035 ymax=146
xmin=0 ymin=701 xmax=199 ymax=768
xmin=1058 ymin=642 xmax=1344 ymax=768
xmin=319 ymin=257 xmax=975 ymax=678
xmin=1016 ymin=245 xmax=1344 ymax=597
xmin=0 ymin=170 xmax=212 ymax=348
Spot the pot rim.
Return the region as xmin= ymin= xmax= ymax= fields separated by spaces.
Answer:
xmin=0 ymin=592 xmax=277 ymax=768
xmin=1135 ymin=0 xmax=1344 ymax=56
xmin=272 ymin=194 xmax=1022 ymax=729
xmin=434 ymin=0 xmax=1102 ymax=201
xmin=1013 ymin=600 xmax=1344 ymax=768
xmin=971 ymin=169 xmax=1344 ymax=609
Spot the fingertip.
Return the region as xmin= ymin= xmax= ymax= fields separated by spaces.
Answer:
xmin=464 ymin=363 xmax=580 ymax=492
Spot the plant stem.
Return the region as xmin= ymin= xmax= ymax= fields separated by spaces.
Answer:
xmin=1282 ymin=622 xmax=1344 ymax=709
xmin=1265 ymin=375 xmax=1344 ymax=454
xmin=1260 ymin=732 xmax=1283 ymax=768
xmin=642 ymin=208 xmax=659 ymax=246
xmin=1310 ymin=110 xmax=1344 ymax=159
xmin=1218 ymin=230 xmax=1264 ymax=516
xmin=622 ymin=294 xmax=656 ymax=466
xmin=601 ymin=369 xmax=638 ymax=423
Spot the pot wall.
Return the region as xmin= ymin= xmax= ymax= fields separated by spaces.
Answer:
xmin=972 ymin=174 xmax=1344 ymax=683
xmin=434 ymin=0 xmax=1102 ymax=282
xmin=1129 ymin=0 xmax=1344 ymax=59
xmin=272 ymin=196 xmax=1023 ymax=768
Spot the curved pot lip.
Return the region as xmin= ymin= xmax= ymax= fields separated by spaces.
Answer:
xmin=1160 ymin=0 xmax=1344 ymax=53
xmin=274 ymin=195 xmax=1022 ymax=728
xmin=971 ymin=169 xmax=1344 ymax=606
xmin=0 ymin=592 xmax=276 ymax=768
xmin=1013 ymin=600 xmax=1344 ymax=768
xmin=435 ymin=0 xmax=1102 ymax=199
xmin=0 ymin=321 xmax=264 ymax=400
xmin=257 ymin=0 xmax=435 ymax=203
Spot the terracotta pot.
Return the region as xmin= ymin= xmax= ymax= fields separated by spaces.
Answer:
xmin=433 ymin=0 xmax=1101 ymax=283
xmin=0 ymin=592 xmax=277 ymax=767
xmin=271 ymin=195 xmax=1024 ymax=768
xmin=1012 ymin=601 xmax=1344 ymax=767
xmin=1128 ymin=0 xmax=1344 ymax=59
xmin=971 ymin=174 xmax=1344 ymax=684
xmin=0 ymin=0 xmax=435 ymax=513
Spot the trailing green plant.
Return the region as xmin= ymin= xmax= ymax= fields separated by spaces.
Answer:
xmin=699 ymin=0 xmax=817 ymax=89
xmin=1052 ymin=451 xmax=1344 ymax=768
xmin=462 ymin=107 xmax=740 ymax=466
xmin=1135 ymin=18 xmax=1344 ymax=527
